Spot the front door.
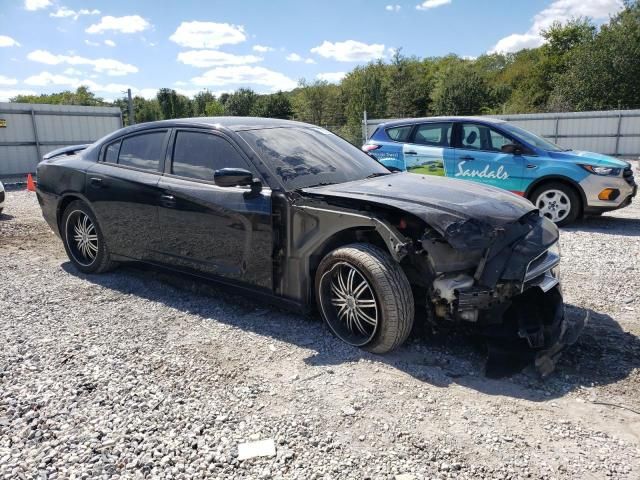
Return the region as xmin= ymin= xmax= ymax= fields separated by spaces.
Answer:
xmin=155 ymin=129 xmax=272 ymax=290
xmin=451 ymin=122 xmax=526 ymax=195
xmin=402 ymin=122 xmax=454 ymax=176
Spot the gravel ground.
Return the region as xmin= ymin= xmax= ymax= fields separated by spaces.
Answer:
xmin=1 ymin=165 xmax=639 ymax=480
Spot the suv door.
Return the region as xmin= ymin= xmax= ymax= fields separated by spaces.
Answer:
xmin=403 ymin=122 xmax=454 ymax=176
xmin=85 ymin=130 xmax=168 ymax=259
xmin=452 ymin=122 xmax=525 ymax=194
xmin=155 ymin=129 xmax=272 ymax=290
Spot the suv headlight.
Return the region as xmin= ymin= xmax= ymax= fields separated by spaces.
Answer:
xmin=580 ymin=165 xmax=621 ymax=176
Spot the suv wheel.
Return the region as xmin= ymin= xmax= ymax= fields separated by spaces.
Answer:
xmin=315 ymin=243 xmax=414 ymax=353
xmin=61 ymin=200 xmax=116 ymax=273
xmin=531 ymin=182 xmax=581 ymax=226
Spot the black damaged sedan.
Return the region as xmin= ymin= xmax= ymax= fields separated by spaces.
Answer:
xmin=36 ymin=118 xmax=585 ymax=375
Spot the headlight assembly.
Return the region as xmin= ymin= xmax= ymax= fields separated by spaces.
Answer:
xmin=580 ymin=164 xmax=621 ymax=176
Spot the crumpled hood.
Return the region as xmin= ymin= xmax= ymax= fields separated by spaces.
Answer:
xmin=302 ymin=173 xmax=538 ymax=248
xmin=548 ymin=150 xmax=629 ymax=168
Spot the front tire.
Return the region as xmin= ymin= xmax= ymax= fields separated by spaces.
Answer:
xmin=530 ymin=182 xmax=581 ymax=226
xmin=315 ymin=243 xmax=414 ymax=354
xmin=61 ymin=200 xmax=116 ymax=273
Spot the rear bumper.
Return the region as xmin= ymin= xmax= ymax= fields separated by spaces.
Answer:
xmin=36 ymin=188 xmax=61 ymax=237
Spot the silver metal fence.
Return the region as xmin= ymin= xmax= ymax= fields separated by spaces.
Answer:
xmin=364 ymin=109 xmax=640 ymax=159
xmin=0 ymin=102 xmax=122 ymax=179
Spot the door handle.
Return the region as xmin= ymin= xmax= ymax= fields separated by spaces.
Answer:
xmin=89 ymin=177 xmax=105 ymax=188
xmin=161 ymin=194 xmax=176 ymax=207
xmin=459 ymin=155 xmax=475 ymax=160
xmin=405 ymin=151 xmax=417 ymax=155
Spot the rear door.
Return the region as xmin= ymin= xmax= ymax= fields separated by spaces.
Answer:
xmin=155 ymin=129 xmax=272 ymax=290
xmin=85 ymin=130 xmax=168 ymax=259
xmin=452 ymin=122 xmax=525 ymax=194
xmin=403 ymin=122 xmax=454 ymax=176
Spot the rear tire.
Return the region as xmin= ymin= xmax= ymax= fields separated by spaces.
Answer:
xmin=530 ymin=182 xmax=581 ymax=227
xmin=315 ymin=243 xmax=414 ymax=354
xmin=61 ymin=200 xmax=116 ymax=273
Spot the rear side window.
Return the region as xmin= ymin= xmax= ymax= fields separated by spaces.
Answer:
xmin=413 ymin=123 xmax=452 ymax=147
xmin=118 ymin=131 xmax=166 ymax=171
xmin=103 ymin=140 xmax=121 ymax=163
xmin=386 ymin=126 xmax=413 ymax=142
xmin=171 ymin=131 xmax=252 ymax=180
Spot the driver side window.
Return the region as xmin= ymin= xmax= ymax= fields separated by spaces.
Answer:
xmin=171 ymin=131 xmax=253 ymax=181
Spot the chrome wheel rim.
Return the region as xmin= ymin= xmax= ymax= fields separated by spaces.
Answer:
xmin=319 ymin=262 xmax=379 ymax=346
xmin=66 ymin=210 xmax=98 ymax=266
xmin=536 ymin=189 xmax=571 ymax=223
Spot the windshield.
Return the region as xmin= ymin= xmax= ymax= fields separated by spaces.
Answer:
xmin=238 ymin=126 xmax=390 ymax=190
xmin=500 ymin=123 xmax=565 ymax=152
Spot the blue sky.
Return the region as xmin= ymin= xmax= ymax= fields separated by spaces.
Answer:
xmin=0 ymin=0 xmax=624 ymax=101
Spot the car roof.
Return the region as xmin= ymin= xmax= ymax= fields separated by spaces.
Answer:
xmin=114 ymin=117 xmax=317 ymax=136
xmin=378 ymin=116 xmax=506 ymax=128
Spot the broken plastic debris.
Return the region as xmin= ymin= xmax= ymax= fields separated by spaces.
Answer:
xmin=237 ymin=439 xmax=276 ymax=460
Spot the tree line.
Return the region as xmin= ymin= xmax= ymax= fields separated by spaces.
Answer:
xmin=11 ymin=1 xmax=640 ymax=145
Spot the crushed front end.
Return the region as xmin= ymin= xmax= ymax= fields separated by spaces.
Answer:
xmin=418 ymin=210 xmax=587 ymax=377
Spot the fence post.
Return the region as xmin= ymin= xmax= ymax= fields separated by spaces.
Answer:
xmin=362 ymin=110 xmax=368 ymax=145
xmin=30 ymin=107 xmax=41 ymax=164
xmin=553 ymin=117 xmax=560 ymax=144
xmin=614 ymin=110 xmax=622 ymax=157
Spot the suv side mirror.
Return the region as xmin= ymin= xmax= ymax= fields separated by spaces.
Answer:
xmin=501 ymin=143 xmax=523 ymax=155
xmin=214 ymin=168 xmax=254 ymax=187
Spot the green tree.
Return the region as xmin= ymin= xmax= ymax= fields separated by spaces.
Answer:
xmin=550 ymin=1 xmax=640 ymax=110
xmin=156 ymin=88 xmax=193 ymax=119
xmin=224 ymin=88 xmax=257 ymax=116
xmin=192 ymin=90 xmax=217 ymax=116
xmin=252 ymin=91 xmax=293 ymax=119
xmin=430 ymin=60 xmax=491 ymax=115
xmin=204 ymin=100 xmax=225 ymax=116
xmin=11 ymin=86 xmax=107 ymax=106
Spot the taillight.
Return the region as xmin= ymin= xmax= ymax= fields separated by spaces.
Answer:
xmin=362 ymin=144 xmax=381 ymax=152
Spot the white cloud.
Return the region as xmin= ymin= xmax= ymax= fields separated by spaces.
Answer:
xmin=24 ymin=0 xmax=51 ymax=11
xmin=0 ymin=89 xmax=37 ymax=101
xmin=104 ymin=39 xmax=116 ymax=47
xmin=311 ymin=40 xmax=386 ymax=62
xmin=0 ymin=75 xmax=18 ymax=85
xmin=24 ymin=71 xmax=79 ymax=86
xmin=316 ymin=72 xmax=346 ymax=83
xmin=169 ymin=21 xmax=246 ymax=48
xmin=490 ymin=0 xmax=623 ymax=53
xmin=416 ymin=0 xmax=451 ymax=10
xmin=385 ymin=5 xmax=401 ymax=11
xmin=84 ymin=39 xmax=100 ymax=47
xmin=86 ymin=15 xmax=151 ymax=35
xmin=50 ymin=7 xmax=100 ymax=20
xmin=191 ymin=66 xmax=297 ymax=92
xmin=177 ymin=50 xmax=262 ymax=67
xmin=63 ymin=67 xmax=83 ymax=75
xmin=0 ymin=35 xmax=20 ymax=47
xmin=286 ymin=53 xmax=316 ymax=64
xmin=27 ymin=49 xmax=138 ymax=76
xmin=252 ymin=44 xmax=273 ymax=53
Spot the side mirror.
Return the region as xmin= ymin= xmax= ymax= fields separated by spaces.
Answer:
xmin=214 ymin=168 xmax=262 ymax=197
xmin=214 ymin=168 xmax=254 ymax=187
xmin=501 ymin=143 xmax=523 ymax=155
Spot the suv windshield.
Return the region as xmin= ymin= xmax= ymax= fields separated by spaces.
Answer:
xmin=501 ymin=123 xmax=565 ymax=152
xmin=239 ymin=126 xmax=390 ymax=190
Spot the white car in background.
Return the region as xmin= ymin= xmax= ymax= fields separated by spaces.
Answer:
xmin=0 ymin=180 xmax=5 ymax=215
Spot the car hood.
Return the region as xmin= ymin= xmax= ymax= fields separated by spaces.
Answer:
xmin=302 ymin=173 xmax=538 ymax=249
xmin=548 ymin=150 xmax=629 ymax=168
